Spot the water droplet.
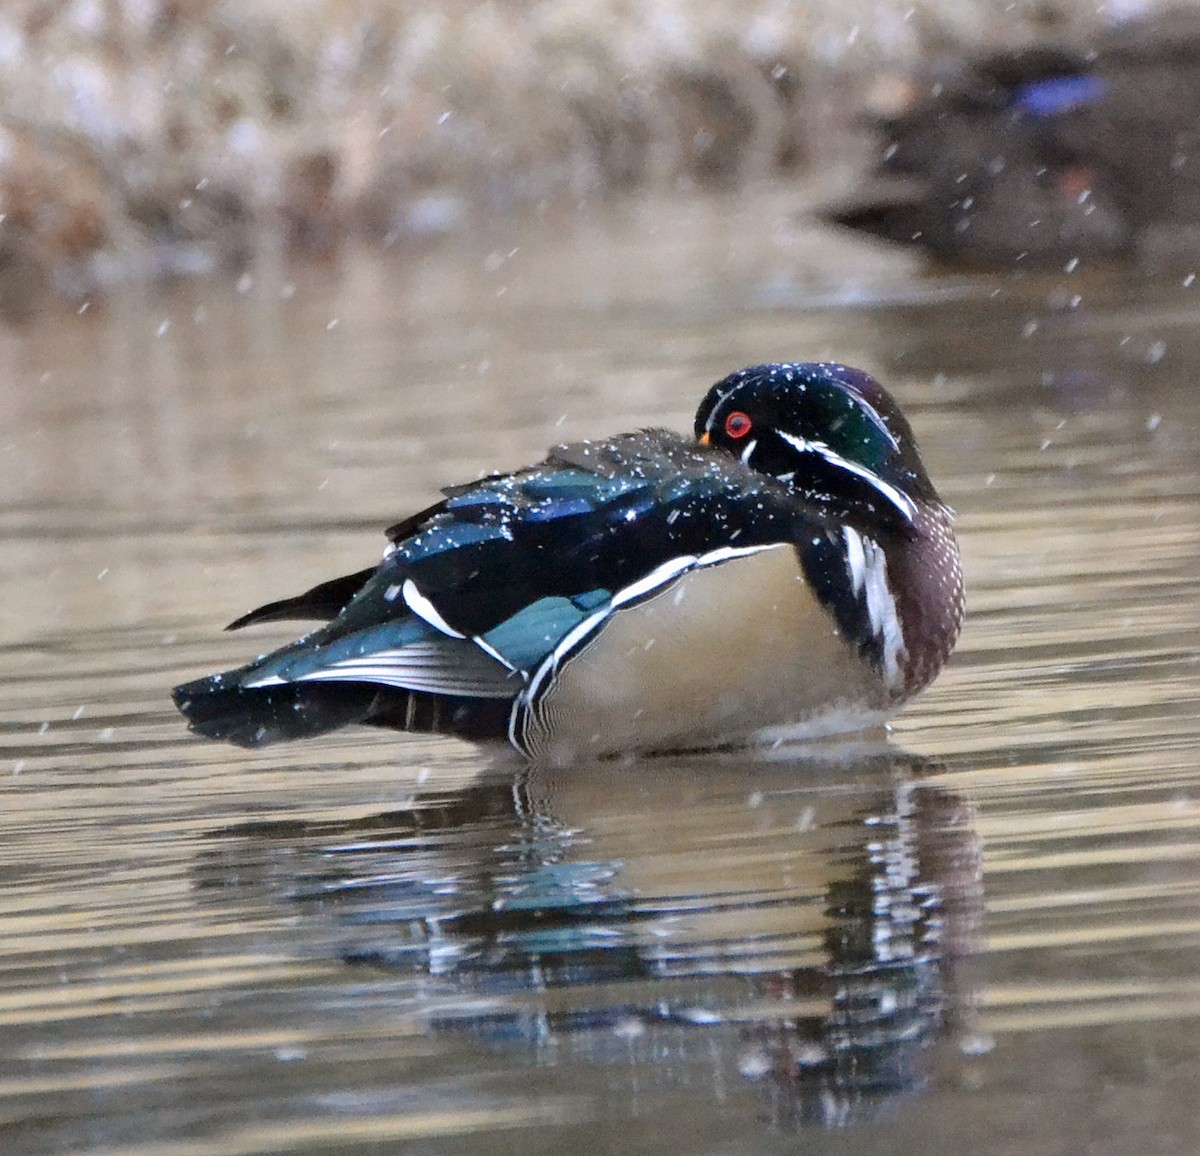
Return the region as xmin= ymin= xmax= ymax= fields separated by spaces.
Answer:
xmin=738 ymin=1049 xmax=772 ymax=1079
xmin=792 ymin=1042 xmax=828 ymax=1066
xmin=960 ymin=1031 xmax=995 ymax=1056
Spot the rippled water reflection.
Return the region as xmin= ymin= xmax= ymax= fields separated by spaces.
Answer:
xmin=3 ymin=189 xmax=1200 ymax=1153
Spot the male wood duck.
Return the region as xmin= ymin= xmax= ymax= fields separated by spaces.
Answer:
xmin=173 ymin=363 xmax=963 ymax=762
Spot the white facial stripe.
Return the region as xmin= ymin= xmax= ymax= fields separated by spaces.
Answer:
xmin=777 ymin=431 xmax=916 ymax=523
xmin=776 ymin=430 xmax=817 ymax=453
xmin=844 ymin=395 xmax=900 ymax=452
xmin=704 ymin=385 xmax=742 ymax=433
xmin=739 ymin=438 xmax=758 ymax=463
xmin=402 ymin=578 xmax=467 ymax=638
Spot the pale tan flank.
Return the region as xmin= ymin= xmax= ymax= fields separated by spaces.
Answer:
xmin=526 ymin=544 xmax=892 ymax=761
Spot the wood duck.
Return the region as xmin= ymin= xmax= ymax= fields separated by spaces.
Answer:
xmin=825 ymin=9 xmax=1200 ymax=266
xmin=173 ymin=363 xmax=963 ymax=762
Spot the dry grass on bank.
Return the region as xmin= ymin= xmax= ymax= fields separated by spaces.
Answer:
xmin=0 ymin=0 xmax=1162 ymax=305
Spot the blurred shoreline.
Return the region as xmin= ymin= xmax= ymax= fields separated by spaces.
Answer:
xmin=0 ymin=1 xmax=1172 ymax=310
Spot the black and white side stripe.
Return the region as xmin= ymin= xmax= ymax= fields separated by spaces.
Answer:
xmin=508 ymin=543 xmax=778 ymax=755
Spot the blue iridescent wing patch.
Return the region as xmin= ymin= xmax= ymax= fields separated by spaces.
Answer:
xmin=1014 ymin=74 xmax=1105 ymax=119
xmin=480 ymin=590 xmax=611 ymax=674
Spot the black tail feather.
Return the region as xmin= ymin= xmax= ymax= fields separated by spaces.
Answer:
xmin=172 ymin=673 xmax=381 ymax=747
xmin=172 ymin=671 xmax=514 ymax=747
xmin=225 ymin=567 xmax=377 ymax=631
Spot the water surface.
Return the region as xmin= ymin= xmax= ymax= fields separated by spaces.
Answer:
xmin=3 ymin=188 xmax=1200 ymax=1154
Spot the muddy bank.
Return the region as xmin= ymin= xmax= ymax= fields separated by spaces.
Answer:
xmin=0 ymin=0 xmax=1174 ymax=308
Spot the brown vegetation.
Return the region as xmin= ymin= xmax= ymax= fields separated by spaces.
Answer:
xmin=0 ymin=0 xmax=1156 ymax=303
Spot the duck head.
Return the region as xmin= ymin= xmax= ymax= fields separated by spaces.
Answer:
xmin=695 ymin=362 xmax=942 ymax=536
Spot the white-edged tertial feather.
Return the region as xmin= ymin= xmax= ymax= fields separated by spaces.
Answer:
xmin=294 ymin=640 xmax=513 ymax=697
xmin=402 ymin=578 xmax=466 ymax=638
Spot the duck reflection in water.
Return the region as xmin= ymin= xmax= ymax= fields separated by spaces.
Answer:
xmin=196 ymin=749 xmax=983 ymax=1130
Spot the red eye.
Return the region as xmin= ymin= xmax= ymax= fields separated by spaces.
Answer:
xmin=724 ymin=411 xmax=752 ymax=439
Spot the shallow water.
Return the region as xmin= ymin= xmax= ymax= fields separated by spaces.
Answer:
xmin=3 ymin=187 xmax=1200 ymax=1154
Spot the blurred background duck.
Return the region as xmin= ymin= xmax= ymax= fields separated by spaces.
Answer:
xmin=825 ymin=7 xmax=1200 ymax=267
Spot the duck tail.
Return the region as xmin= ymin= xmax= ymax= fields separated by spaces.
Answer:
xmin=171 ymin=670 xmax=382 ymax=747
xmin=172 ymin=670 xmax=515 ymax=747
